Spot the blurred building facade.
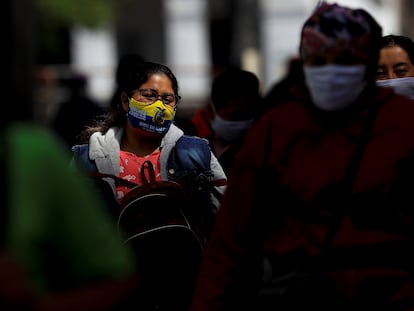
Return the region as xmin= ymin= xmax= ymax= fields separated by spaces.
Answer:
xmin=36 ymin=0 xmax=414 ymax=119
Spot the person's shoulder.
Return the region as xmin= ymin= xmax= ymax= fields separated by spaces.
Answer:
xmin=378 ymin=88 xmax=414 ymax=126
xmin=175 ymin=134 xmax=210 ymax=152
xmin=180 ymin=134 xmax=209 ymax=143
xmin=7 ymin=123 xmax=70 ymax=155
xmin=255 ymin=99 xmax=309 ymax=128
xmin=167 ymin=134 xmax=212 ymax=170
xmin=376 ymin=86 xmax=414 ymax=109
xmin=5 ymin=123 xmax=81 ymax=180
xmin=7 ymin=122 xmax=52 ymax=138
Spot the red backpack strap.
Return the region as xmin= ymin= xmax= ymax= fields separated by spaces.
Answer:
xmin=140 ymin=160 xmax=156 ymax=184
xmin=89 ymin=171 xmax=138 ymax=189
xmin=208 ymin=178 xmax=227 ymax=187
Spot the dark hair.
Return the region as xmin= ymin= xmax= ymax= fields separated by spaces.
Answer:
xmin=78 ymin=61 xmax=180 ymax=143
xmin=210 ymin=67 xmax=260 ymax=111
xmin=381 ymin=34 xmax=414 ymax=66
xmin=119 ymin=61 xmax=180 ymax=99
xmin=116 ymin=53 xmax=145 ymax=85
xmin=109 ymin=53 xmax=146 ymax=110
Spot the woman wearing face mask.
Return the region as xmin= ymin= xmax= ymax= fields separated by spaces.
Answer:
xmin=71 ymin=61 xmax=227 ymax=240
xmin=70 ymin=61 xmax=227 ymax=310
xmin=376 ymin=34 xmax=414 ymax=99
xmin=190 ymin=3 xmax=414 ymax=311
xmin=191 ymin=67 xmax=262 ymax=177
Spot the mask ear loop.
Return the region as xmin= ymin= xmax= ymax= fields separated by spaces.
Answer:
xmin=125 ymin=97 xmax=132 ymax=117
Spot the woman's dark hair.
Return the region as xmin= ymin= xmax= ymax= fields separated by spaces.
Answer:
xmin=109 ymin=53 xmax=145 ymax=110
xmin=77 ymin=62 xmax=180 ymax=143
xmin=119 ymin=61 xmax=180 ymax=98
xmin=381 ymin=34 xmax=414 ymax=66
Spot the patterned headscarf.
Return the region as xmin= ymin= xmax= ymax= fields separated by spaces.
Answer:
xmin=300 ymin=1 xmax=382 ymax=66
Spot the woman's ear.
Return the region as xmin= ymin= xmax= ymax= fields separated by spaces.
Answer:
xmin=121 ymin=92 xmax=129 ymax=112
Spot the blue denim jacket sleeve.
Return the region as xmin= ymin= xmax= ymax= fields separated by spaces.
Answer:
xmin=166 ymin=135 xmax=213 ymax=185
xmin=71 ymin=144 xmax=98 ymax=173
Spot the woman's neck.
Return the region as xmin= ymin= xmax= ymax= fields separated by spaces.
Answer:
xmin=121 ymin=126 xmax=162 ymax=157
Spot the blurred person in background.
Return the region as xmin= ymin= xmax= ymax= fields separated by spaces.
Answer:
xmin=190 ymin=2 xmax=414 ymax=310
xmin=191 ymin=67 xmax=263 ymax=177
xmin=33 ymin=66 xmax=66 ymax=128
xmin=53 ymin=72 xmax=107 ymax=147
xmin=262 ymin=56 xmax=304 ymax=113
xmin=0 ymin=0 xmax=141 ymax=310
xmin=0 ymin=124 xmax=141 ymax=311
xmin=376 ymin=34 xmax=414 ymax=99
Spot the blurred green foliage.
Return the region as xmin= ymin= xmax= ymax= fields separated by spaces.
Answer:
xmin=36 ymin=0 xmax=121 ymax=28
xmin=35 ymin=0 xmax=123 ymax=64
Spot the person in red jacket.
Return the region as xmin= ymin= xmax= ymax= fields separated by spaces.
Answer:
xmin=190 ymin=2 xmax=414 ymax=310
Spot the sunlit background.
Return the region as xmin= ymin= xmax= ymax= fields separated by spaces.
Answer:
xmin=29 ymin=0 xmax=414 ymax=124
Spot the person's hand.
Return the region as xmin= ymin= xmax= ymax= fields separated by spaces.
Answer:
xmin=0 ymin=251 xmax=33 ymax=308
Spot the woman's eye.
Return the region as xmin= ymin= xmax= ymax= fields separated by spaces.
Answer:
xmin=395 ymin=69 xmax=408 ymax=77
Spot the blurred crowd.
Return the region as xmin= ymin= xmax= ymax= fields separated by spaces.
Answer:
xmin=2 ymin=1 xmax=414 ymax=311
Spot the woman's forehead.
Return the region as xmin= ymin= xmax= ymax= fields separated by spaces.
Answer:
xmin=379 ymin=46 xmax=412 ymax=65
xmin=140 ymin=73 xmax=173 ymax=90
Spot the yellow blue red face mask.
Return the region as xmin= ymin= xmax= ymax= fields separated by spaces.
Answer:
xmin=127 ymin=98 xmax=176 ymax=135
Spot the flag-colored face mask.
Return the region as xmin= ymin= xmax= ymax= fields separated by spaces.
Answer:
xmin=127 ymin=97 xmax=176 ymax=136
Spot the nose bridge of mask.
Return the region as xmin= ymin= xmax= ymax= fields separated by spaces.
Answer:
xmin=155 ymin=99 xmax=176 ymax=113
xmin=152 ymin=100 xmax=176 ymax=120
xmin=129 ymin=96 xmax=171 ymax=110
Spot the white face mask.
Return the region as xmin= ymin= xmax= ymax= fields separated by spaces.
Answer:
xmin=376 ymin=77 xmax=414 ymax=100
xmin=211 ymin=115 xmax=254 ymax=142
xmin=303 ymin=64 xmax=367 ymax=111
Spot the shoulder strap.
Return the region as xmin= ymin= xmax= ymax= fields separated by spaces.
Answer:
xmin=89 ymin=171 xmax=138 ymax=188
xmin=140 ymin=160 xmax=156 ymax=184
xmin=321 ymin=103 xmax=380 ymax=254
